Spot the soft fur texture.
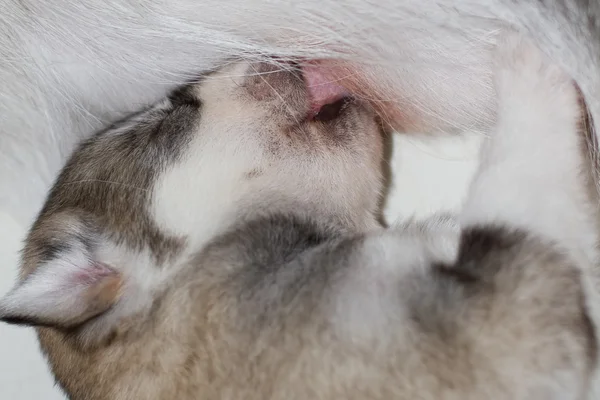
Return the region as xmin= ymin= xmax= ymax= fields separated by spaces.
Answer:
xmin=2 ymin=0 xmax=600 ymax=226
xmin=3 ymin=0 xmax=600 ymax=398
xmin=0 ymin=34 xmax=598 ymax=399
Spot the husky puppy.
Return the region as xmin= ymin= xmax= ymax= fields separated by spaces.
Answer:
xmin=0 ymin=34 xmax=597 ymax=399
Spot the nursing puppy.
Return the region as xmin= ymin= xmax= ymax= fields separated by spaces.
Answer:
xmin=0 ymin=35 xmax=597 ymax=399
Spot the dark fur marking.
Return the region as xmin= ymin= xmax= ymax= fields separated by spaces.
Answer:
xmin=0 ymin=314 xmax=74 ymax=329
xmin=432 ymin=263 xmax=478 ymax=285
xmin=451 ymin=226 xmax=526 ymax=282
xmin=168 ymin=85 xmax=203 ymax=109
xmin=40 ymin=241 xmax=71 ymax=263
xmin=0 ymin=315 xmax=43 ymax=326
xmin=410 ymin=225 xmax=597 ymax=371
xmin=410 ymin=228 xmax=535 ymax=337
xmin=244 ymin=168 xmax=262 ymax=179
xmin=197 ymin=214 xmax=349 ymax=328
xmin=32 ymin=83 xmax=204 ymax=263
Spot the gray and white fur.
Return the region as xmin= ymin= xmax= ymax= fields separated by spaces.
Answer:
xmin=0 ymin=34 xmax=598 ymax=399
xmin=2 ymin=0 xmax=600 ymax=225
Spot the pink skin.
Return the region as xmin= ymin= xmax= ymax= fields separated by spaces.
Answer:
xmin=72 ymin=263 xmax=118 ymax=286
xmin=301 ymin=61 xmax=407 ymax=130
xmin=302 ymin=63 xmax=350 ymax=117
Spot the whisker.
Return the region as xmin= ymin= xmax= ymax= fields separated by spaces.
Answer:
xmin=248 ymin=63 xmax=302 ymax=125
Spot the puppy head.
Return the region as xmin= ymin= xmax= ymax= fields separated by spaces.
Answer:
xmin=151 ymin=61 xmax=384 ymax=246
xmin=0 ymin=61 xmax=383 ymax=348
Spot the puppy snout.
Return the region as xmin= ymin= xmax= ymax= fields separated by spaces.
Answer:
xmin=243 ymin=62 xmax=308 ymax=110
xmin=241 ymin=62 xmax=370 ymax=127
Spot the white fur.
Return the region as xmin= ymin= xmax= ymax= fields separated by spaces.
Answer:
xmin=151 ymin=65 xmax=265 ymax=248
xmin=78 ymin=242 xmax=179 ymax=343
xmin=2 ymin=0 xmax=600 ymax=398
xmin=331 ymin=217 xmax=460 ymax=344
xmin=0 ymin=234 xmax=173 ymax=335
xmin=465 ymin=37 xmax=600 ymax=396
xmin=4 ymin=0 xmax=600 ymax=229
xmin=461 ymin=35 xmax=598 ymax=268
xmin=0 ymin=243 xmax=94 ymax=323
xmin=328 ymin=36 xmax=597 ymax=399
xmin=152 ymin=63 xmax=383 ymax=246
xmin=0 ymin=59 xmax=386 ymax=350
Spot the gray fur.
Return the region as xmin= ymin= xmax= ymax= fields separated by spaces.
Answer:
xmin=0 ymin=38 xmax=598 ymax=399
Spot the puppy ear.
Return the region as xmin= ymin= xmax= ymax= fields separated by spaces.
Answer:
xmin=0 ymin=242 xmax=122 ymax=328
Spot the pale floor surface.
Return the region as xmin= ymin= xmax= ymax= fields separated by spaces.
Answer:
xmin=0 ymin=131 xmax=483 ymax=399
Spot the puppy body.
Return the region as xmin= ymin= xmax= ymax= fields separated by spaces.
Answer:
xmin=0 ymin=37 xmax=598 ymax=399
